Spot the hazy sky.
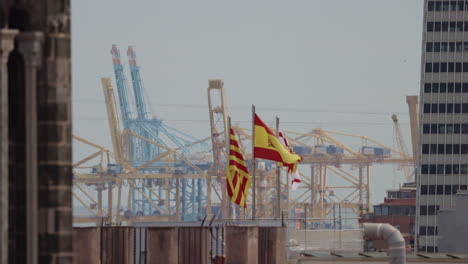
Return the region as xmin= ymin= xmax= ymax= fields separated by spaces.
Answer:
xmin=72 ymin=0 xmax=424 ymax=204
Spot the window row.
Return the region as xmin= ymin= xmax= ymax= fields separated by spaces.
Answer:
xmin=423 ymin=103 xmax=468 ymax=113
xmin=420 ymin=184 xmax=468 ymax=194
xmin=419 ymin=246 xmax=438 ymax=253
xmin=419 ymin=226 xmax=437 ymax=236
xmin=425 ymin=62 xmax=468 ymax=72
xmin=422 ymin=123 xmax=468 ymax=134
xmin=428 ymin=1 xmax=468 ymax=11
xmin=373 ymin=205 xmax=415 ymax=216
xmin=427 ymin=42 xmax=468 ymax=52
xmin=421 ymin=164 xmax=468 ymax=174
xmin=422 ymin=144 xmax=468 ymax=154
xmin=420 ymin=205 xmax=440 ymax=215
xmin=427 ymin=21 xmax=468 ymax=32
xmin=424 ymin=82 xmax=468 ymax=93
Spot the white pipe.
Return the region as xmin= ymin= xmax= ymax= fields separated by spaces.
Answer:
xmin=363 ymin=223 xmax=406 ymax=264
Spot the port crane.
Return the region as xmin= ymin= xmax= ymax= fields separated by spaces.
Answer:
xmin=72 ymin=44 xmax=417 ymax=224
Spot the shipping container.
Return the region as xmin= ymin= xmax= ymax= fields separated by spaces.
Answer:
xmin=107 ymin=163 xmax=123 ymax=174
xmin=362 ymin=146 xmax=375 ymax=155
xmin=374 ymin=147 xmax=391 ymax=156
xmin=292 ymin=146 xmax=312 ymax=155
xmin=314 ymin=145 xmax=327 ymax=155
xmin=361 ymin=146 xmax=391 ymax=156
xmin=326 ymin=145 xmax=344 ymax=155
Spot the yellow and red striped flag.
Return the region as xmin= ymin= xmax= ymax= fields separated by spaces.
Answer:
xmin=227 ymin=128 xmax=251 ymax=208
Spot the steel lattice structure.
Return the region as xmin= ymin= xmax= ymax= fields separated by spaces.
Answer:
xmin=105 ymin=45 xmax=211 ymax=220
xmin=72 ymin=47 xmax=417 ymax=225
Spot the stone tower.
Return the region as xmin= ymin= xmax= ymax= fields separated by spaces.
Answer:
xmin=0 ymin=0 xmax=72 ymax=263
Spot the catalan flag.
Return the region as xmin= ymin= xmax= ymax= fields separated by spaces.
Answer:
xmin=253 ymin=114 xmax=302 ymax=164
xmin=227 ymin=128 xmax=251 ymax=208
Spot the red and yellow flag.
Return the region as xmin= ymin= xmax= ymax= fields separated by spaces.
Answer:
xmin=227 ymin=128 xmax=251 ymax=208
xmin=253 ymin=114 xmax=302 ymax=164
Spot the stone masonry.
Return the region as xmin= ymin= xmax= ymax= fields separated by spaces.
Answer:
xmin=0 ymin=1 xmax=72 ymax=263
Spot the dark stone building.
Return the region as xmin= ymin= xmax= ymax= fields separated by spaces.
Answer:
xmin=0 ymin=0 xmax=72 ymax=263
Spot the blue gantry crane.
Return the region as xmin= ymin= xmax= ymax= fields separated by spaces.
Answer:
xmin=109 ymin=45 xmax=210 ymax=220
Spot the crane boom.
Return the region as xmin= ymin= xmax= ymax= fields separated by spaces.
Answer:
xmin=406 ymin=96 xmax=419 ymax=164
xmin=392 ymin=114 xmax=413 ymax=182
xmin=110 ymin=45 xmax=133 ymax=129
xmin=207 ymin=80 xmax=229 ymax=219
xmin=101 ymin=78 xmax=125 ymax=161
xmin=127 ymin=46 xmax=149 ymax=120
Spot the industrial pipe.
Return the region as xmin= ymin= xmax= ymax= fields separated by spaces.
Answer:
xmin=363 ymin=223 xmax=406 ymax=264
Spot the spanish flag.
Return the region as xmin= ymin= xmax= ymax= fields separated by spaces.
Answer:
xmin=254 ymin=114 xmax=302 ymax=164
xmin=227 ymin=128 xmax=251 ymax=208
xmin=279 ymin=131 xmax=302 ymax=190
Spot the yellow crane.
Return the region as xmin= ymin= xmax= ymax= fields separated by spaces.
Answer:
xmin=207 ymin=80 xmax=229 ymax=218
xmin=392 ymin=114 xmax=414 ymax=183
xmin=72 ymin=135 xmax=214 ymax=225
xmin=231 ymin=126 xmax=414 ymax=219
xmin=101 ymin=77 xmax=125 ymax=161
xmin=406 ymin=96 xmax=419 ymax=164
xmin=73 ymin=78 xmax=418 ymax=223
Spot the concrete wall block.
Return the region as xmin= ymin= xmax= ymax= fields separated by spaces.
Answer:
xmin=258 ymin=227 xmax=286 ymax=264
xmin=225 ymin=226 xmax=259 ymax=264
xmin=101 ymin=227 xmax=135 ymax=264
xmin=73 ymin=227 xmax=100 ymax=264
xmin=147 ymin=227 xmax=179 ymax=264
xmin=178 ymin=227 xmax=210 ymax=264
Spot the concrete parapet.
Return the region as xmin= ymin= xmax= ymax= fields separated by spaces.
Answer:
xmin=178 ymin=227 xmax=211 ymax=264
xmin=259 ymin=227 xmax=286 ymax=264
xmin=147 ymin=227 xmax=178 ymax=264
xmin=73 ymin=227 xmax=100 ymax=264
xmin=73 ymin=227 xmax=134 ymax=264
xmin=225 ymin=226 xmax=259 ymax=264
xmin=146 ymin=227 xmax=210 ymax=264
xmin=101 ymin=227 xmax=135 ymax=264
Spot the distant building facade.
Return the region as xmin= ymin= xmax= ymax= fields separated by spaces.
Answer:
xmin=438 ymin=190 xmax=468 ymax=253
xmin=361 ymin=183 xmax=416 ymax=252
xmin=417 ymin=0 xmax=468 ymax=253
xmin=0 ymin=0 xmax=72 ymax=263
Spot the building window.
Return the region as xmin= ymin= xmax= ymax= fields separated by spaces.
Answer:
xmin=422 ymin=144 xmax=468 ymax=154
xmin=428 ymin=1 xmax=468 ymax=11
xmin=426 ymin=21 xmax=466 ymax=32
xmin=422 ymin=124 xmax=468 ymax=134
xmin=374 ymin=205 xmax=382 ymax=216
xmin=445 ymin=185 xmax=452 ymax=194
xmin=425 ymin=63 xmax=433 ymax=72
xmin=419 ymin=226 xmax=438 ymax=236
xmin=424 ymin=104 xmax=431 ymax=113
xmin=419 ymin=183 xmax=468 ymax=194
xmin=419 ymin=226 xmax=427 ymax=235
xmin=420 ymin=205 xmax=440 ymax=215
xmin=421 ymin=164 xmax=468 ymax=175
xmin=425 ymin=62 xmax=468 ymax=72
xmin=423 ymin=124 xmax=429 ymax=133
xmin=423 ymin=104 xmax=468 ymax=113
xmin=426 ymin=42 xmax=433 ymax=52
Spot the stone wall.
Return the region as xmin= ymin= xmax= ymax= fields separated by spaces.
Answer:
xmin=0 ymin=1 xmax=72 ymax=263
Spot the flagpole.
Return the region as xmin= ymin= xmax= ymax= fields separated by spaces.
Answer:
xmin=252 ymin=105 xmax=256 ymax=220
xmin=227 ymin=115 xmax=232 ymax=219
xmin=276 ymin=116 xmax=281 ymax=220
